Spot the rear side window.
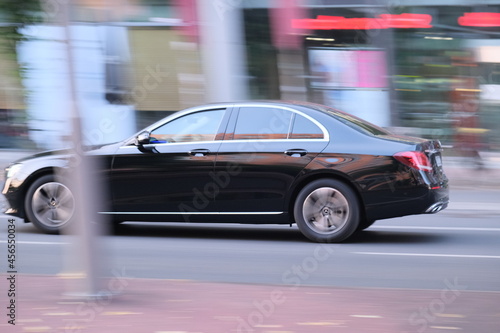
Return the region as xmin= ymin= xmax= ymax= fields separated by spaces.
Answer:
xmin=299 ymin=102 xmax=389 ymax=136
xmin=334 ymin=113 xmax=389 ymax=136
xmin=290 ymin=114 xmax=324 ymax=139
xmin=234 ymin=107 xmax=292 ymax=140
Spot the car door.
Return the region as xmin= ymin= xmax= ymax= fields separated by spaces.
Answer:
xmin=214 ymin=105 xmax=329 ymax=213
xmin=109 ymin=108 xmax=229 ymax=217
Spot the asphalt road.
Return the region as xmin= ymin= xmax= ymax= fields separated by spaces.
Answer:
xmin=1 ymin=192 xmax=499 ymax=293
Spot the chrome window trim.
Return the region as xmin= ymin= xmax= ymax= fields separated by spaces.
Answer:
xmin=119 ymin=138 xmax=327 ymax=150
xmin=121 ymin=102 xmax=330 ymax=148
xmin=232 ymin=104 xmax=329 ymax=141
xmin=118 ymin=140 xmax=223 ymax=149
xmin=223 ymin=138 xmax=328 ymax=144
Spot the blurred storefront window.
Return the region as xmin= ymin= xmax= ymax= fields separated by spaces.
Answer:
xmin=243 ymin=7 xmax=280 ymax=100
xmin=391 ymin=5 xmax=500 ymax=151
xmin=291 ymin=2 xmax=500 ymax=151
xmin=2 ymin=1 xmax=500 ymax=152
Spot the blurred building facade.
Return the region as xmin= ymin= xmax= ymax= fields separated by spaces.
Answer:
xmin=0 ymin=0 xmax=500 ymax=151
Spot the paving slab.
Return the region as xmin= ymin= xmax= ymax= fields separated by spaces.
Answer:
xmin=1 ymin=275 xmax=499 ymax=333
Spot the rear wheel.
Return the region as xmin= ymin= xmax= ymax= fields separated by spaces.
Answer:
xmin=294 ymin=179 xmax=360 ymax=243
xmin=24 ymin=175 xmax=75 ymax=234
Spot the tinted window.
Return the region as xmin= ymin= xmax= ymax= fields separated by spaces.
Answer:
xmin=290 ymin=101 xmax=389 ymax=136
xmin=332 ymin=112 xmax=389 ymax=136
xmin=234 ymin=107 xmax=292 ymax=140
xmin=290 ymin=114 xmax=324 ymax=139
xmin=151 ymin=109 xmax=225 ymax=143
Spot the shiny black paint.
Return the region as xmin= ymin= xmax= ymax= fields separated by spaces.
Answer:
xmin=214 ymin=140 xmax=328 ymax=212
xmin=111 ymin=142 xmax=222 ymax=213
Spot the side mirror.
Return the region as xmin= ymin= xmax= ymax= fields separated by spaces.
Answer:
xmin=135 ymin=131 xmax=151 ymax=145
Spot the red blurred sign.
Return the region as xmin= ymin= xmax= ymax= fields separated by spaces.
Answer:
xmin=458 ymin=12 xmax=500 ymax=27
xmin=173 ymin=0 xmax=198 ymax=42
xmin=380 ymin=13 xmax=433 ymax=28
xmin=292 ymin=13 xmax=432 ymax=30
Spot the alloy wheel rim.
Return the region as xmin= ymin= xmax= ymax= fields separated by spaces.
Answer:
xmin=302 ymin=187 xmax=349 ymax=234
xmin=32 ymin=182 xmax=75 ymax=227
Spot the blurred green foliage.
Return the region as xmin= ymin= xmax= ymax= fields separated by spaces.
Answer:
xmin=0 ymin=0 xmax=41 ymax=78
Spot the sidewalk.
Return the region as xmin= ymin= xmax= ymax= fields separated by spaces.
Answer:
xmin=443 ymin=151 xmax=500 ymax=189
xmin=1 ymin=274 xmax=499 ymax=333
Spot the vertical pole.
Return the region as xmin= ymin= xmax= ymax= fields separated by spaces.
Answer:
xmin=196 ymin=0 xmax=249 ymax=102
xmin=59 ymin=0 xmax=104 ymax=297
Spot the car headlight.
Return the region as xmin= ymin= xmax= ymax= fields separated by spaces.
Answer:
xmin=6 ymin=163 xmax=23 ymax=179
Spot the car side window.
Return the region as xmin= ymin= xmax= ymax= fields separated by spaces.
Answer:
xmin=290 ymin=114 xmax=324 ymax=139
xmin=233 ymin=107 xmax=293 ymax=140
xmin=151 ymin=109 xmax=225 ymax=143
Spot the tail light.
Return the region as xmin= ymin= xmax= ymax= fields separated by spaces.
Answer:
xmin=394 ymin=151 xmax=433 ymax=172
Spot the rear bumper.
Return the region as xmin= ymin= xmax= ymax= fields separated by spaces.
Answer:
xmin=365 ymin=185 xmax=449 ymax=221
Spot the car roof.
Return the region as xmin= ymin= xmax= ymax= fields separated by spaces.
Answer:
xmin=130 ymin=100 xmax=389 ymax=144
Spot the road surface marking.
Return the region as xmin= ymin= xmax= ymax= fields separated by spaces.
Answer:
xmin=297 ymin=321 xmax=342 ymax=326
xmin=102 ymin=312 xmax=143 ymax=315
xmin=21 ymin=327 xmax=52 ymax=332
xmin=0 ymin=240 xmax=67 ymax=245
xmin=370 ymin=226 xmax=500 ymax=232
xmin=352 ymin=252 xmax=500 ymax=259
xmin=57 ymin=273 xmax=86 ymax=279
xmin=436 ymin=314 xmax=465 ymax=318
xmin=42 ymin=312 xmax=75 ymax=316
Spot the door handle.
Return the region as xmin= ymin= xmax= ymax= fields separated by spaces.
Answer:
xmin=284 ymin=149 xmax=307 ymax=157
xmin=188 ymin=149 xmax=210 ymax=157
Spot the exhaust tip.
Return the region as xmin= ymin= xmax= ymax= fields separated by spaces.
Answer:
xmin=426 ymin=202 xmax=445 ymax=214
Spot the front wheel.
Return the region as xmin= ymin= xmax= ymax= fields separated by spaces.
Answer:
xmin=24 ymin=175 xmax=75 ymax=234
xmin=294 ymin=179 xmax=360 ymax=243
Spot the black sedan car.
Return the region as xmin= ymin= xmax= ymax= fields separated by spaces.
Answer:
xmin=2 ymin=101 xmax=448 ymax=242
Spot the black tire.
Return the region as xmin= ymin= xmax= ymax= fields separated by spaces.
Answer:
xmin=294 ymin=179 xmax=360 ymax=243
xmin=357 ymin=218 xmax=376 ymax=231
xmin=108 ymin=220 xmax=126 ymax=234
xmin=24 ymin=175 xmax=75 ymax=234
